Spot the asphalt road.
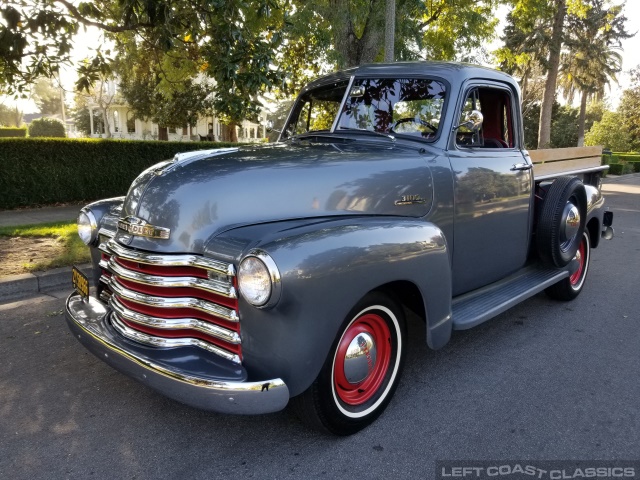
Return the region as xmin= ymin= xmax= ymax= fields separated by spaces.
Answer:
xmin=1 ymin=175 xmax=639 ymax=480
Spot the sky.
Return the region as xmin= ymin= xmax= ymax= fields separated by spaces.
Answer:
xmin=3 ymin=1 xmax=639 ymax=115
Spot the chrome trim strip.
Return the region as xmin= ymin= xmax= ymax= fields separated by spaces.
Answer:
xmin=107 ymin=277 xmax=239 ymax=322
xmin=103 ymin=257 xmax=236 ymax=299
xmin=535 ymin=165 xmax=609 ymax=181
xmin=102 ymin=239 xmax=236 ymax=276
xmin=330 ymin=74 xmax=355 ymax=133
xmin=98 ymin=227 xmax=116 ymax=238
xmin=111 ymin=313 xmax=241 ymax=364
xmin=110 ymin=296 xmax=241 ymax=345
xmin=65 ymin=294 xmax=289 ymax=415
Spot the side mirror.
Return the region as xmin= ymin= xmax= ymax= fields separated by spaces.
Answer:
xmin=455 ymin=110 xmax=483 ymax=132
xmin=265 ymin=120 xmax=281 ymax=134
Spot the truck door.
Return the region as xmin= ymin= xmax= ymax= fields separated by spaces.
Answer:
xmin=448 ymin=83 xmax=532 ymax=296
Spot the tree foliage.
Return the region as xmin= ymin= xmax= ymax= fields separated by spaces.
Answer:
xmin=585 ymin=111 xmax=632 ymax=152
xmin=2 ymin=0 xmax=287 ymax=129
xmin=31 ymin=77 xmax=66 ymax=115
xmin=498 ymin=0 xmax=631 ymax=148
xmin=618 ymin=68 xmax=640 ymax=151
xmin=2 ymin=0 xmax=501 ymax=130
xmin=0 ymin=104 xmax=23 ymax=126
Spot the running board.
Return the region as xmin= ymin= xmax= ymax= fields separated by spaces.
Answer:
xmin=451 ymin=263 xmax=575 ymax=330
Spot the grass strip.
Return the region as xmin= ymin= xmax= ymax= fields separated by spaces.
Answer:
xmin=0 ymin=221 xmax=90 ymax=271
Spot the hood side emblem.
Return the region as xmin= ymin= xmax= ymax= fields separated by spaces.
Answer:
xmin=117 ymin=216 xmax=171 ymax=240
xmin=395 ymin=194 xmax=426 ymax=206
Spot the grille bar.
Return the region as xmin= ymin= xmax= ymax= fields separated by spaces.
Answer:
xmin=110 ymin=296 xmax=241 ymax=344
xmin=100 ymin=257 xmax=237 ymax=299
xmin=99 ymin=241 xmax=241 ymax=362
xmin=107 ymin=277 xmax=239 ymax=322
xmin=111 ymin=314 xmax=241 ymax=364
xmin=100 ymin=239 xmax=236 ymax=276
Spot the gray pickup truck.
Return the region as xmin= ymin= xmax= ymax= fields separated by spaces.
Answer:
xmin=66 ymin=62 xmax=614 ymax=435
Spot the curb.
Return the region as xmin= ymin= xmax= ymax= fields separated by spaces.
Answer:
xmin=0 ymin=263 xmax=93 ymax=304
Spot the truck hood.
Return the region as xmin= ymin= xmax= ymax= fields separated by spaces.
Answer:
xmin=116 ymin=141 xmax=435 ymax=253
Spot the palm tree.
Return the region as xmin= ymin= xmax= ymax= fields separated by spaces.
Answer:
xmin=559 ymin=0 xmax=631 ymax=146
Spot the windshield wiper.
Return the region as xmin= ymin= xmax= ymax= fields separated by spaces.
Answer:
xmin=336 ymin=127 xmax=395 ymax=142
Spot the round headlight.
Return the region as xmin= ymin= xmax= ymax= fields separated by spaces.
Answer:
xmin=238 ymin=251 xmax=281 ymax=308
xmin=77 ymin=209 xmax=98 ymax=246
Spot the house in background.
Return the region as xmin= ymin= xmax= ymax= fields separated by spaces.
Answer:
xmin=86 ymin=81 xmax=267 ymax=143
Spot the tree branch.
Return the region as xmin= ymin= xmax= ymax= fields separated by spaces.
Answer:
xmin=53 ymin=0 xmax=154 ymax=33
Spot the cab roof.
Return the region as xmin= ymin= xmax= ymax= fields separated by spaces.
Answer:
xmin=301 ymin=61 xmax=517 ymax=93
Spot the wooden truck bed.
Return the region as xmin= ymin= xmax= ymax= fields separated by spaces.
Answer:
xmin=530 ymin=146 xmax=605 ymax=180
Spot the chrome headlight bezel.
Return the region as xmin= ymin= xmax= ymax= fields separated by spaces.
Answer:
xmin=238 ymin=249 xmax=281 ymax=309
xmin=77 ymin=208 xmax=98 ymax=246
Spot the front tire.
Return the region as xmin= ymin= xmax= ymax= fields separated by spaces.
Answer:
xmin=545 ymin=231 xmax=591 ymax=301
xmin=292 ymin=292 xmax=406 ymax=435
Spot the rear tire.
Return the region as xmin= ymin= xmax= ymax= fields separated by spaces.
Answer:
xmin=545 ymin=231 xmax=591 ymax=301
xmin=291 ymin=292 xmax=406 ymax=435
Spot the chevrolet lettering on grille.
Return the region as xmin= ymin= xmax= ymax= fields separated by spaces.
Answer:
xmin=117 ymin=216 xmax=170 ymax=239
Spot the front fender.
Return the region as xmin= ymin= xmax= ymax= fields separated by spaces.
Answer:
xmin=216 ymin=217 xmax=452 ymax=397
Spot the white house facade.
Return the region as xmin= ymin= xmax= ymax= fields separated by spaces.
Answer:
xmin=86 ymin=81 xmax=267 ymax=143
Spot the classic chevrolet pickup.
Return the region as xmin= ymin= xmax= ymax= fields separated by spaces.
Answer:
xmin=66 ymin=62 xmax=614 ymax=435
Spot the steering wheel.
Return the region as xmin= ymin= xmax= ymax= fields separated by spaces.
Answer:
xmin=389 ymin=117 xmax=437 ymax=133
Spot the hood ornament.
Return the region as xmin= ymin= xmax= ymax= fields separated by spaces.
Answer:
xmin=117 ymin=216 xmax=170 ymax=240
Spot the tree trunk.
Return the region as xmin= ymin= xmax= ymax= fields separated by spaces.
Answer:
xmin=229 ymin=123 xmax=238 ymax=143
xmin=538 ymin=0 xmax=566 ymax=149
xmin=220 ymin=124 xmax=238 ymax=142
xmin=577 ymin=90 xmax=587 ymax=147
xmin=331 ymin=0 xmax=385 ymax=67
xmin=101 ymin=106 xmax=111 ymax=138
xmin=384 ymin=0 xmax=395 ymax=62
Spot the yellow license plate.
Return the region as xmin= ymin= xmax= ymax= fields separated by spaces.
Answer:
xmin=72 ymin=266 xmax=90 ymax=300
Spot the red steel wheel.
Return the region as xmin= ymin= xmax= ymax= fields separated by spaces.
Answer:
xmin=332 ymin=311 xmax=393 ymax=406
xmin=569 ymin=236 xmax=587 ymax=286
xmin=545 ymin=230 xmax=591 ymax=301
xmin=291 ymin=292 xmax=406 ymax=435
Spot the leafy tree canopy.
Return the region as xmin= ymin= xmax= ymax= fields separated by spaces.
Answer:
xmin=618 ymin=67 xmax=640 ymax=151
xmin=2 ymin=0 xmax=502 ymax=128
xmin=585 ymin=110 xmax=632 ymax=152
xmin=2 ymin=0 xmax=287 ymax=127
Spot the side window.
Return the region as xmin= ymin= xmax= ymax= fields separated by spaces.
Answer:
xmin=294 ymin=100 xmax=340 ymax=135
xmin=456 ymin=87 xmax=515 ymax=149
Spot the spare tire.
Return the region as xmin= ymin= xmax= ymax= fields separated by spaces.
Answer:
xmin=536 ymin=176 xmax=587 ymax=268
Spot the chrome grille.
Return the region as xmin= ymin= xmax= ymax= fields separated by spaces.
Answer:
xmin=99 ymin=239 xmax=241 ymax=363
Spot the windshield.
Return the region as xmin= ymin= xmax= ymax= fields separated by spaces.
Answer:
xmin=282 ymin=77 xmax=447 ymax=142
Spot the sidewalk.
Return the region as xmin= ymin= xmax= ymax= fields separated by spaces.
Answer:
xmin=0 ymin=203 xmax=91 ymax=307
xmin=0 ymin=203 xmax=84 ymax=227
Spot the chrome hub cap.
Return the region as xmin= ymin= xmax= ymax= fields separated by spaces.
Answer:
xmin=562 ymin=202 xmax=581 ymax=245
xmin=343 ymin=333 xmax=377 ymax=384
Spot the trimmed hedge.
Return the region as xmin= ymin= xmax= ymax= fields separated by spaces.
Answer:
xmin=28 ymin=118 xmax=66 ymax=137
xmin=0 ymin=127 xmax=27 ymax=138
xmin=0 ymin=138 xmax=241 ymax=209
xmin=601 ymin=153 xmax=640 ymax=175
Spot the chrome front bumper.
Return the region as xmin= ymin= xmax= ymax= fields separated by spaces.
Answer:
xmin=65 ymin=293 xmax=290 ymax=414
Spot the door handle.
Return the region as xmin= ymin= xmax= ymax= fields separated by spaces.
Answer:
xmin=511 ymin=163 xmax=532 ymax=171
